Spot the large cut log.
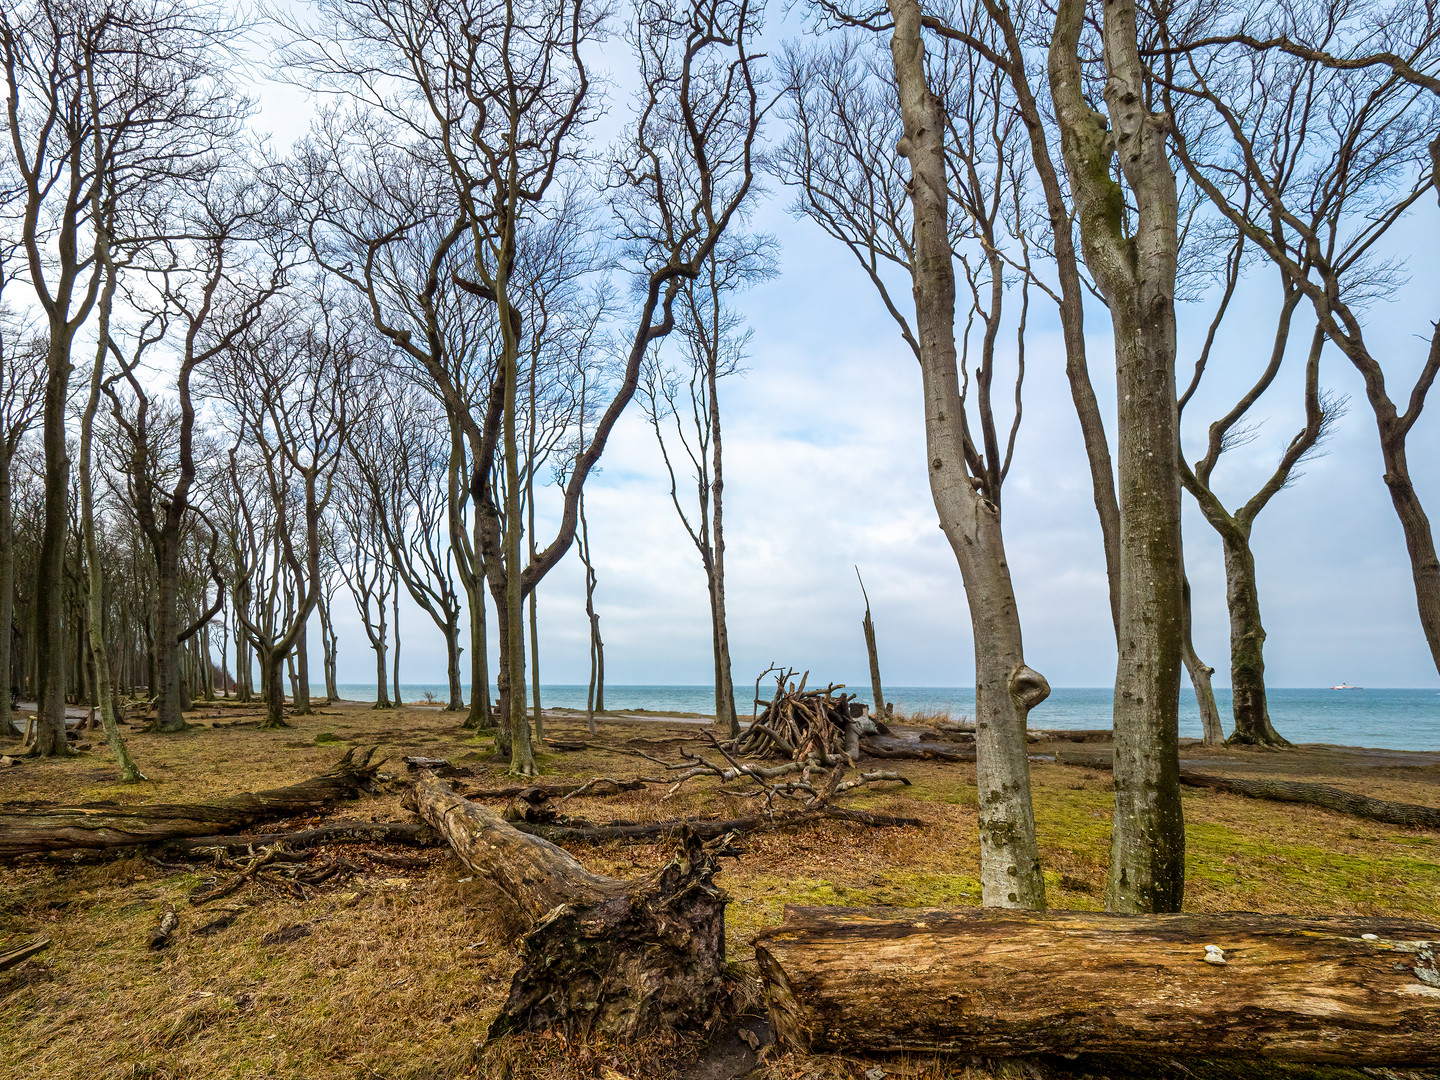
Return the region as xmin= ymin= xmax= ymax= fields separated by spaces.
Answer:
xmin=0 ymin=747 xmax=385 ymax=859
xmin=1177 ymin=771 xmax=1440 ymax=829
xmin=755 ymin=906 xmax=1440 ymax=1064
xmin=409 ymin=771 xmax=730 ymax=1039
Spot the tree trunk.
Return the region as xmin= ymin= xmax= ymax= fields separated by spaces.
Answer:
xmin=1178 ymin=770 xmax=1440 ymax=828
xmin=1050 ymin=0 xmax=1185 ymax=914
xmin=465 ymin=540 xmax=490 ymax=728
xmin=1181 ymin=575 xmax=1224 ymax=746
xmin=318 ymin=597 xmax=339 ymax=701
xmin=708 ymin=356 xmax=739 ymax=738
xmin=33 ymin=335 xmax=73 ymax=758
xmin=410 ymin=772 xmax=729 ymax=1038
xmin=887 ymin=0 xmax=1047 ymax=910
xmin=0 ymin=457 xmax=14 ymax=741
xmin=0 ymin=747 xmax=383 ymax=857
xmin=78 ymin=267 xmax=144 ymax=782
xmin=1379 ymin=420 xmax=1440 ymax=674
xmin=373 ymin=601 xmax=392 ymax=709
xmin=151 ymin=534 xmax=187 ymax=732
xmin=445 ymin=615 xmax=465 ymax=712
xmin=755 ymin=906 xmax=1440 ymax=1062
xmin=858 ymin=570 xmax=886 ymax=721
xmin=391 ymin=570 xmax=402 ymax=706
xmin=262 ymin=649 xmax=287 ymax=728
xmin=1221 ymin=528 xmax=1286 ymax=745
xmin=292 ymin=621 xmax=312 ymax=715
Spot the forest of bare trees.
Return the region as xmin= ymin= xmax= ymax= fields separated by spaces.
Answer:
xmin=1 ymin=0 xmax=1437 ymax=927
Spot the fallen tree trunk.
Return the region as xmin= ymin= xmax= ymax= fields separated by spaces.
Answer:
xmin=157 ymin=820 xmax=440 ymax=858
xmin=755 ymin=906 xmax=1440 ymax=1063
xmin=513 ymin=805 xmax=922 ymax=845
xmin=1177 ymin=771 xmax=1440 ymax=829
xmin=409 ymin=771 xmax=731 ymax=1040
xmin=860 ymin=736 xmax=975 ymax=762
xmin=0 ymin=747 xmax=385 ymax=859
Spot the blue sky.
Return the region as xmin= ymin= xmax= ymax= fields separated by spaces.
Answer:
xmin=251 ymin=27 xmax=1440 ymax=693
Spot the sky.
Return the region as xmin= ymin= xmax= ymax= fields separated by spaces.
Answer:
xmin=246 ymin=22 xmax=1440 ymax=694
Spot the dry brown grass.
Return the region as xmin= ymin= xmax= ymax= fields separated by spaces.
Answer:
xmin=1 ymin=701 xmax=1438 ymax=1080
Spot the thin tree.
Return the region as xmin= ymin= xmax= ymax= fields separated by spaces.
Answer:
xmin=641 ymin=239 xmax=774 ymax=736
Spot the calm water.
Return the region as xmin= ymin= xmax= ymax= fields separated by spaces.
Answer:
xmin=329 ymin=683 xmax=1440 ymax=752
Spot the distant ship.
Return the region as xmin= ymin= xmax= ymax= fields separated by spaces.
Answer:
xmin=1330 ymin=682 xmax=1362 ymax=690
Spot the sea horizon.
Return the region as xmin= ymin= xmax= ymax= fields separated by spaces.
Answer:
xmin=315 ymin=683 xmax=1440 ymax=753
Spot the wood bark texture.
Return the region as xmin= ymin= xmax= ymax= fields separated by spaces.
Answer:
xmin=755 ymin=906 xmax=1440 ymax=1062
xmin=410 ymin=771 xmax=731 ymax=1039
xmin=0 ymin=747 xmax=383 ymax=858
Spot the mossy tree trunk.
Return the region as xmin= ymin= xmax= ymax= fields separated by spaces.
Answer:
xmin=1050 ymin=0 xmax=1185 ymax=913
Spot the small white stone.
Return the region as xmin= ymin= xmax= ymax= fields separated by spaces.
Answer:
xmin=1203 ymin=945 xmax=1227 ymax=965
xmin=1362 ymin=933 xmax=1379 ymax=940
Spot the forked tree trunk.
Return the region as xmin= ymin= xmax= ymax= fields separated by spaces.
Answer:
xmin=755 ymin=906 xmax=1440 ymax=1062
xmin=887 ymin=0 xmax=1048 ymax=910
xmin=410 ymin=772 xmax=729 ymax=1038
xmin=1221 ymin=528 xmax=1287 ymax=745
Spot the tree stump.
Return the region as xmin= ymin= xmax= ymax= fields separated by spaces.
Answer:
xmin=409 ymin=771 xmax=731 ymax=1039
xmin=755 ymin=906 xmax=1440 ymax=1063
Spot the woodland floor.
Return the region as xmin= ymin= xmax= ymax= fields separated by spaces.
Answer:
xmin=1 ymin=699 xmax=1439 ymax=1080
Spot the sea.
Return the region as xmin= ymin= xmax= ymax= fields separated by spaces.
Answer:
xmin=328 ymin=684 xmax=1440 ymax=752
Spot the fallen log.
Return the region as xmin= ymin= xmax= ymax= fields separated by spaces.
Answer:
xmin=0 ymin=747 xmax=385 ymax=859
xmin=860 ymin=736 xmax=975 ymax=762
xmin=410 ymin=771 xmax=732 ymax=1039
xmin=157 ymin=820 xmax=440 ymax=857
xmin=755 ymin=906 xmax=1440 ymax=1063
xmin=513 ymin=805 xmax=923 ymax=845
xmin=0 ymin=937 xmax=50 ymax=971
xmin=1178 ymin=771 xmax=1440 ymax=829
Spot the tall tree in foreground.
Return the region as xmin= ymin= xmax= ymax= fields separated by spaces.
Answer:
xmin=785 ymin=2 xmax=1049 ymax=907
xmin=641 ymin=240 xmax=775 ymax=737
xmin=1050 ymin=0 xmax=1186 ymax=911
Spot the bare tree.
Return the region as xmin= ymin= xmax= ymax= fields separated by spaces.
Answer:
xmin=208 ymin=298 xmax=358 ymax=728
xmin=1 ymin=0 xmax=246 ymax=756
xmin=1158 ymin=0 xmax=1440 ymax=678
xmin=282 ymin=0 xmax=766 ymax=776
xmin=0 ymin=264 xmax=43 ymax=741
xmin=103 ymin=181 xmax=287 ymax=732
xmin=641 ymin=238 xmax=775 ymax=737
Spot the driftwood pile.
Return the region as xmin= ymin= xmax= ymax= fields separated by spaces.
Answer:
xmin=731 ymin=669 xmax=879 ymax=763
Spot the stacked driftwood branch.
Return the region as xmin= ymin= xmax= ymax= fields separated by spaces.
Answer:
xmin=733 ymin=669 xmax=881 ymax=763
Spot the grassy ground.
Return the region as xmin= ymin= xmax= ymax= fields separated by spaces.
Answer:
xmin=1 ymin=700 xmax=1438 ymax=1080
